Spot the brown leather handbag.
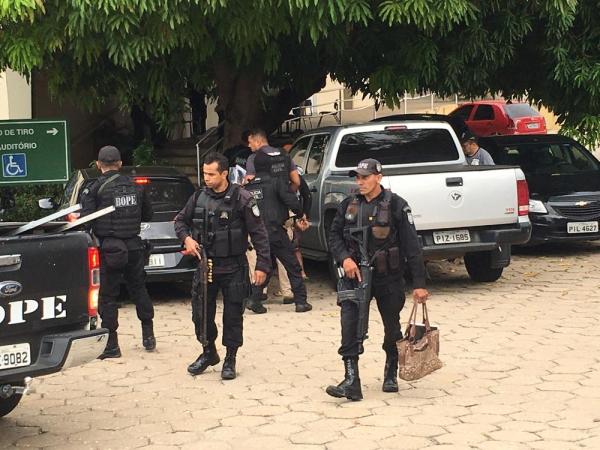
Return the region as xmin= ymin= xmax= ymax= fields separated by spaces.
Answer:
xmin=397 ymin=302 xmax=442 ymax=381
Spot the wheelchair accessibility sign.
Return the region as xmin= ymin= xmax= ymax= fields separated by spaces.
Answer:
xmin=0 ymin=119 xmax=69 ymax=185
xmin=2 ymin=153 xmax=27 ymax=178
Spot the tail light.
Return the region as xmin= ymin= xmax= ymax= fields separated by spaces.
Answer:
xmin=87 ymin=247 xmax=100 ymax=320
xmin=134 ymin=177 xmax=150 ymax=185
xmin=66 ymin=212 xmax=80 ymax=222
xmin=517 ymin=179 xmax=530 ymax=216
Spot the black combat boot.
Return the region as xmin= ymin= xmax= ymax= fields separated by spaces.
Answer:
xmin=98 ymin=332 xmax=121 ymax=360
xmin=141 ymin=321 xmax=156 ymax=351
xmin=325 ymin=357 xmax=363 ymax=401
xmin=382 ymin=351 xmax=399 ymax=393
xmin=246 ymin=294 xmax=267 ymax=314
xmin=295 ymin=302 xmax=313 ymax=313
xmin=187 ymin=343 xmax=220 ymax=375
xmin=221 ymin=347 xmax=238 ymax=380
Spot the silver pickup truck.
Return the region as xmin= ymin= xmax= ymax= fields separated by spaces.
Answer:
xmin=289 ymin=120 xmax=532 ymax=282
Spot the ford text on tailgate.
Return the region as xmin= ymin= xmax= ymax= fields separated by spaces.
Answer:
xmin=0 ymin=229 xmax=108 ymax=418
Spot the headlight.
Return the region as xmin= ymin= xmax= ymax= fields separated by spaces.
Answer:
xmin=529 ymin=199 xmax=547 ymax=214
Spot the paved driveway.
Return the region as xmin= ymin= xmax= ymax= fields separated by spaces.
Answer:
xmin=2 ymin=243 xmax=600 ymax=449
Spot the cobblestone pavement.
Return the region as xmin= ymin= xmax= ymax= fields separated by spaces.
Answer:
xmin=2 ymin=243 xmax=600 ymax=449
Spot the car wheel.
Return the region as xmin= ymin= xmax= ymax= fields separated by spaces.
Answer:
xmin=464 ymin=251 xmax=503 ymax=282
xmin=0 ymin=385 xmax=23 ymax=418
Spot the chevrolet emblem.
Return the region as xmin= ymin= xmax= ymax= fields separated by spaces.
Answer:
xmin=575 ymin=201 xmax=590 ymax=207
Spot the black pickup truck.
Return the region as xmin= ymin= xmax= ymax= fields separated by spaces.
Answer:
xmin=0 ymin=211 xmax=109 ymax=417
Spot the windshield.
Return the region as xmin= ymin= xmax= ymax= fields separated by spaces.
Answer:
xmin=504 ymin=104 xmax=540 ymax=118
xmin=490 ymin=142 xmax=600 ymax=175
xmin=335 ymin=129 xmax=459 ymax=167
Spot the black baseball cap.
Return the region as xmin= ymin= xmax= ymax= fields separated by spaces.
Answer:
xmin=349 ymin=158 xmax=383 ymax=177
xmin=98 ymin=145 xmax=121 ymax=163
xmin=459 ymin=129 xmax=477 ymax=144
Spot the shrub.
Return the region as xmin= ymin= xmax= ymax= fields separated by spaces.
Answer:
xmin=0 ymin=184 xmax=64 ymax=222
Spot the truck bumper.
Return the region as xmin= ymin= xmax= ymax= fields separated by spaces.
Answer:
xmin=420 ymin=221 xmax=532 ymax=259
xmin=0 ymin=328 xmax=108 ymax=383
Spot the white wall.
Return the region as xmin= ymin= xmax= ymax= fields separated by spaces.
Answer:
xmin=0 ymin=69 xmax=32 ymax=120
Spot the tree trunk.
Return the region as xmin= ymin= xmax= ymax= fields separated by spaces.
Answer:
xmin=214 ymin=59 xmax=328 ymax=150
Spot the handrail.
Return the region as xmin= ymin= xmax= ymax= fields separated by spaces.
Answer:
xmin=195 ymin=122 xmax=224 ymax=185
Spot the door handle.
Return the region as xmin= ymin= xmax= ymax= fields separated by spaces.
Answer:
xmin=310 ymin=187 xmax=317 ymax=193
xmin=0 ymin=254 xmax=22 ymax=272
xmin=446 ymin=177 xmax=463 ymax=187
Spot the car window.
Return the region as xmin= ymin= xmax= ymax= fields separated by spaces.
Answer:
xmin=305 ymin=134 xmax=329 ymax=175
xmin=290 ymin=136 xmax=312 ymax=170
xmin=449 ymin=105 xmax=474 ymax=121
xmin=335 ymin=129 xmax=459 ymax=167
xmin=473 ymin=105 xmax=495 ymax=121
xmin=60 ymin=172 xmax=81 ymax=207
xmin=492 ymin=143 xmax=600 ymax=175
xmin=143 ymin=179 xmax=195 ymax=212
xmin=504 ymin=104 xmax=540 ymax=118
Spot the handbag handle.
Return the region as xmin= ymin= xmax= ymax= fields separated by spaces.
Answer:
xmin=406 ymin=302 xmax=432 ymax=336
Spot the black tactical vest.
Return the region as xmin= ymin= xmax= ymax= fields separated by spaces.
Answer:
xmin=92 ymin=173 xmax=143 ymax=239
xmin=343 ymin=190 xmax=397 ymax=258
xmin=247 ymin=148 xmax=297 ymax=227
xmin=193 ymin=183 xmax=248 ymax=258
xmin=253 ymin=148 xmax=291 ymax=179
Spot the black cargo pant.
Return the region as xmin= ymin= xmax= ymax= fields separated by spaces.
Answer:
xmin=250 ymin=225 xmax=307 ymax=305
xmin=338 ymin=273 xmax=406 ymax=357
xmin=99 ymin=248 xmax=154 ymax=334
xmin=192 ymin=264 xmax=250 ymax=348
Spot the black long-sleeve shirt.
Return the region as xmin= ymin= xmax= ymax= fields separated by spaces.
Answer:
xmin=174 ymin=184 xmax=271 ymax=274
xmin=328 ymin=188 xmax=427 ymax=288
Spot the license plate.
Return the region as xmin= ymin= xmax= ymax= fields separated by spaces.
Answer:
xmin=0 ymin=343 xmax=31 ymax=370
xmin=567 ymin=221 xmax=599 ymax=234
xmin=527 ymin=123 xmax=540 ymax=129
xmin=433 ymin=229 xmax=471 ymax=244
xmin=148 ymin=254 xmax=165 ymax=267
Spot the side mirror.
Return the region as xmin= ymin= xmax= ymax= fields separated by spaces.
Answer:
xmin=38 ymin=198 xmax=56 ymax=210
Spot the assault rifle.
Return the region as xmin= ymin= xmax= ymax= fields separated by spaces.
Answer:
xmin=337 ymin=226 xmax=373 ymax=354
xmin=192 ymin=209 xmax=213 ymax=346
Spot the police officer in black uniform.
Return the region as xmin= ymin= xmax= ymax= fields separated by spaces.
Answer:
xmin=326 ymin=159 xmax=429 ymax=401
xmin=244 ymin=129 xmax=312 ymax=314
xmin=81 ymin=145 xmax=155 ymax=359
xmin=174 ymin=152 xmax=271 ymax=380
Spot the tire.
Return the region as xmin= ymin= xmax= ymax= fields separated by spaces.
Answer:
xmin=464 ymin=251 xmax=503 ymax=282
xmin=0 ymin=388 xmax=22 ymax=418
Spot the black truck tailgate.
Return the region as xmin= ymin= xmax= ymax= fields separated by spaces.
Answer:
xmin=0 ymin=232 xmax=92 ymax=358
